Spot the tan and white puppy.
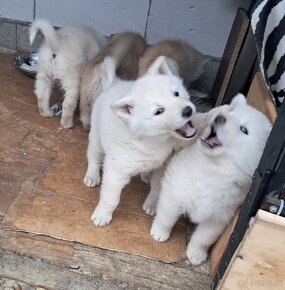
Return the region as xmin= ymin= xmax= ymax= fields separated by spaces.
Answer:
xmin=80 ymin=32 xmax=146 ymax=131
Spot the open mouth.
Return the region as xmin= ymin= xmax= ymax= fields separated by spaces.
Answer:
xmin=201 ymin=125 xmax=222 ymax=149
xmin=175 ymin=120 xmax=196 ymax=139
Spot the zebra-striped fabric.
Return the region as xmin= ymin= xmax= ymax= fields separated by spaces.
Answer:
xmin=251 ymin=0 xmax=285 ymax=106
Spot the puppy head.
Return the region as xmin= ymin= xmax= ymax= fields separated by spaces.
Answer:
xmin=112 ymin=56 xmax=197 ymax=139
xmin=199 ymin=93 xmax=272 ymax=173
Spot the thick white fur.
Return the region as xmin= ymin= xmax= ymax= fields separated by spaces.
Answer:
xmin=30 ymin=19 xmax=105 ymax=128
xmin=142 ymin=105 xmax=225 ymax=215
xmin=85 ymin=56 xmax=197 ymax=226
xmin=149 ymin=94 xmax=272 ymax=265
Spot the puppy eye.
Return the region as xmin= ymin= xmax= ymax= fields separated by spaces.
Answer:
xmin=154 ymin=108 xmax=165 ymax=115
xmin=173 ymin=91 xmax=179 ymax=97
xmin=240 ymin=126 xmax=248 ymax=135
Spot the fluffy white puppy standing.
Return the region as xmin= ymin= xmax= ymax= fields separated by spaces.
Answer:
xmin=150 ymin=94 xmax=272 ymax=265
xmin=85 ymin=56 xmax=197 ymax=227
xmin=30 ymin=19 xmax=106 ymax=128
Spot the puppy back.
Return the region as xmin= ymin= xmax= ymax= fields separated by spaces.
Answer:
xmin=138 ymin=40 xmax=208 ymax=85
xmin=87 ymin=32 xmax=146 ymax=80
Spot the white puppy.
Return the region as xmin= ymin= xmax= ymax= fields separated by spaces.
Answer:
xmin=30 ymin=19 xmax=106 ymax=128
xmin=149 ymin=94 xmax=272 ymax=265
xmin=85 ymin=56 xmax=197 ymax=227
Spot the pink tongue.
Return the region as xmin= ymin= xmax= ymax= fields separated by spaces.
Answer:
xmin=180 ymin=123 xmax=196 ymax=137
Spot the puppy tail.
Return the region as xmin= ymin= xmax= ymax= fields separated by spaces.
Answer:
xmin=30 ymin=19 xmax=58 ymax=51
xmin=100 ymin=56 xmax=117 ymax=90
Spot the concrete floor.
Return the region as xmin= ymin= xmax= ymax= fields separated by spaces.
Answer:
xmin=0 ymin=52 xmax=211 ymax=289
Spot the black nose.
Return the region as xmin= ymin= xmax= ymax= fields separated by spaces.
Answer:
xmin=182 ymin=106 xmax=193 ymax=118
xmin=214 ymin=115 xmax=226 ymax=124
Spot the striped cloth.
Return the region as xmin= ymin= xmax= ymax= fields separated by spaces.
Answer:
xmin=251 ymin=0 xmax=285 ymax=106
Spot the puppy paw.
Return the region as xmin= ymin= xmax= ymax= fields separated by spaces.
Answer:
xmin=140 ymin=171 xmax=150 ymax=184
xmin=142 ymin=199 xmax=156 ymax=216
xmin=84 ymin=175 xmax=100 ymax=187
xmin=80 ymin=117 xmax=91 ymax=132
xmin=60 ymin=117 xmax=74 ymax=129
xmin=39 ymin=108 xmax=53 ymax=117
xmin=186 ymin=245 xmax=207 ymax=266
xmin=82 ymin=123 xmax=90 ymax=132
xmin=150 ymin=223 xmax=170 ymax=242
xmin=91 ymin=207 xmax=112 ymax=227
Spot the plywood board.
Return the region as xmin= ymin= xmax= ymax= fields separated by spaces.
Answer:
xmin=219 ymin=210 xmax=285 ymax=290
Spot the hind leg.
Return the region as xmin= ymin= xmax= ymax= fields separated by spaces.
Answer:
xmin=60 ymin=73 xmax=80 ymax=129
xmin=80 ymin=85 xmax=93 ymax=132
xmin=143 ymin=167 xmax=164 ymax=216
xmin=34 ymin=71 xmax=53 ymax=117
xmin=80 ymin=67 xmax=102 ymax=131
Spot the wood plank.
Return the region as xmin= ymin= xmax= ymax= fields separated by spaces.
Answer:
xmin=0 ymin=230 xmax=211 ymax=290
xmin=218 ymin=210 xmax=285 ymax=290
xmin=1 ymin=231 xmax=74 ymax=259
xmin=211 ymin=9 xmax=250 ymax=106
xmin=247 ymin=72 xmax=277 ymax=124
xmin=222 ymin=27 xmax=257 ymax=104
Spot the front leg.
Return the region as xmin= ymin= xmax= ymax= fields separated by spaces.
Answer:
xmin=91 ymin=160 xmax=130 ymax=227
xmin=187 ymin=221 xmax=226 ymax=265
xmin=143 ymin=166 xmax=165 ymax=216
xmin=150 ymin=192 xmax=181 ymax=242
xmin=84 ymin=124 xmax=103 ymax=187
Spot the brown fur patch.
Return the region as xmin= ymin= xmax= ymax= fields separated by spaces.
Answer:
xmin=138 ymin=40 xmax=209 ymax=86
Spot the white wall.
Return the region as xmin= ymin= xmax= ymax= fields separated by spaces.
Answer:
xmin=0 ymin=0 xmax=249 ymax=57
xmin=35 ymin=0 xmax=150 ymax=36
xmin=147 ymin=0 xmax=250 ymax=55
xmin=0 ymin=0 xmax=34 ymax=22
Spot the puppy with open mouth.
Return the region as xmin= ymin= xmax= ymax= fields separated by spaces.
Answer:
xmin=201 ymin=115 xmax=225 ymax=150
xmin=148 ymin=94 xmax=272 ymax=265
xmin=84 ymin=55 xmax=197 ymax=227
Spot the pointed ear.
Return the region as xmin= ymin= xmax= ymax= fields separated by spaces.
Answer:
xmin=146 ymin=56 xmax=174 ymax=76
xmin=230 ymin=93 xmax=247 ymax=109
xmin=111 ymin=95 xmax=134 ymax=122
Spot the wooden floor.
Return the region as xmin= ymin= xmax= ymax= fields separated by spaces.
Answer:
xmin=0 ymin=52 xmax=211 ymax=290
